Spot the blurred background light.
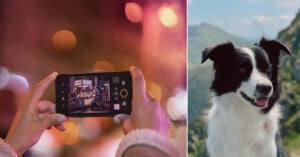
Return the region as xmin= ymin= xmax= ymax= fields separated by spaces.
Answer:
xmin=148 ymin=82 xmax=162 ymax=101
xmin=60 ymin=121 xmax=81 ymax=145
xmin=52 ymin=29 xmax=77 ymax=51
xmin=0 ymin=67 xmax=10 ymax=90
xmin=5 ymin=74 xmax=29 ymax=95
xmin=125 ymin=2 xmax=143 ymax=23
xmin=158 ymin=6 xmax=178 ymax=27
xmin=32 ymin=130 xmax=57 ymax=155
xmin=82 ymin=118 xmax=101 ymax=140
xmin=92 ymin=61 xmax=115 ymax=72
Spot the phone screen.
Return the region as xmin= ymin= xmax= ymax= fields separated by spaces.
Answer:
xmin=56 ymin=71 xmax=132 ymax=117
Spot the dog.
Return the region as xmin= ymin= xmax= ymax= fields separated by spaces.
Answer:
xmin=201 ymin=37 xmax=291 ymax=157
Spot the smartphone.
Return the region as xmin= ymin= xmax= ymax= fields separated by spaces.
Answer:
xmin=55 ymin=71 xmax=132 ymax=117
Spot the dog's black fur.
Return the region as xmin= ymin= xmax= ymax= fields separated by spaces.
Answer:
xmin=258 ymin=38 xmax=291 ymax=114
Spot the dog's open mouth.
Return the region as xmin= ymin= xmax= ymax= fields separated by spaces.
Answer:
xmin=240 ymin=92 xmax=269 ymax=107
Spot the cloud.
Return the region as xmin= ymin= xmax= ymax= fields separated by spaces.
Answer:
xmin=279 ymin=14 xmax=295 ymax=22
xmin=241 ymin=0 xmax=267 ymax=3
xmin=241 ymin=14 xmax=295 ymax=26
xmin=241 ymin=18 xmax=252 ymax=25
xmin=241 ymin=16 xmax=272 ymax=25
xmin=253 ymin=16 xmax=272 ymax=25
xmin=274 ymin=0 xmax=300 ymax=8
xmin=241 ymin=0 xmax=300 ymax=8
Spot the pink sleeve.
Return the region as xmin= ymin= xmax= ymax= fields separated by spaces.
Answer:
xmin=0 ymin=138 xmax=18 ymax=157
xmin=116 ymin=129 xmax=179 ymax=157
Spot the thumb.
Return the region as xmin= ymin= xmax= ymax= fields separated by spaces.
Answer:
xmin=122 ymin=119 xmax=133 ymax=134
xmin=114 ymin=114 xmax=130 ymax=124
xmin=129 ymin=66 xmax=147 ymax=103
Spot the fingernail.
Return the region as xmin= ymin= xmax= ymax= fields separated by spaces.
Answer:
xmin=113 ymin=117 xmax=121 ymax=124
xmin=56 ymin=115 xmax=66 ymax=123
xmin=51 ymin=72 xmax=58 ymax=78
xmin=38 ymin=114 xmax=44 ymax=120
xmin=130 ymin=66 xmax=136 ymax=70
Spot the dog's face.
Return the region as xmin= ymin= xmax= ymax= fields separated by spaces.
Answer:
xmin=235 ymin=47 xmax=273 ymax=108
xmin=202 ymin=38 xmax=291 ymax=110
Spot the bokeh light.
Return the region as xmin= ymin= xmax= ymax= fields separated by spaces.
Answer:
xmin=125 ymin=2 xmax=143 ymax=23
xmin=6 ymin=74 xmax=29 ymax=95
xmin=158 ymin=6 xmax=178 ymax=27
xmin=52 ymin=29 xmax=77 ymax=51
xmin=82 ymin=118 xmax=101 ymax=139
xmin=32 ymin=130 xmax=56 ymax=153
xmin=148 ymin=82 xmax=162 ymax=101
xmin=60 ymin=121 xmax=81 ymax=145
xmin=166 ymin=88 xmax=187 ymax=121
xmin=92 ymin=61 xmax=115 ymax=72
xmin=0 ymin=67 xmax=10 ymax=90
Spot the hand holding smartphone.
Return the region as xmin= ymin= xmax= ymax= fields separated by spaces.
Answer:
xmin=55 ymin=71 xmax=132 ymax=117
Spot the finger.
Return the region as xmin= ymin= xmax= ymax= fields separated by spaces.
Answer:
xmin=129 ymin=66 xmax=147 ymax=103
xmin=122 ymin=119 xmax=133 ymax=134
xmin=54 ymin=124 xmax=66 ymax=132
xmin=41 ymin=113 xmax=67 ymax=129
xmin=30 ymin=72 xmax=58 ymax=105
xmin=37 ymin=100 xmax=56 ymax=113
xmin=37 ymin=112 xmax=50 ymax=120
xmin=146 ymin=91 xmax=155 ymax=99
xmin=146 ymin=91 xmax=159 ymax=103
xmin=114 ymin=114 xmax=131 ymax=124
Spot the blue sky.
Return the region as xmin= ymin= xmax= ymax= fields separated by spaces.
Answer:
xmin=188 ymin=0 xmax=300 ymax=40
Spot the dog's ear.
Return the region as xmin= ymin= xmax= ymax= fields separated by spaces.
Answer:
xmin=201 ymin=42 xmax=235 ymax=64
xmin=259 ymin=37 xmax=292 ymax=65
xmin=259 ymin=37 xmax=292 ymax=114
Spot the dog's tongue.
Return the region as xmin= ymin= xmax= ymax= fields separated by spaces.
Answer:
xmin=255 ymin=98 xmax=269 ymax=107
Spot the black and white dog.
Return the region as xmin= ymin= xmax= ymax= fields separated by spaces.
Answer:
xmin=202 ymin=37 xmax=291 ymax=157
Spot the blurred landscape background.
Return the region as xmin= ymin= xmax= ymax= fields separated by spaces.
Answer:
xmin=188 ymin=7 xmax=300 ymax=157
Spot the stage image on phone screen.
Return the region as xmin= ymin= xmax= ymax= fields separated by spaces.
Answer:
xmin=68 ymin=76 xmax=111 ymax=114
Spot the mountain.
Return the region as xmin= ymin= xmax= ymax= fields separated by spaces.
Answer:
xmin=188 ymin=63 xmax=213 ymax=123
xmin=188 ymin=23 xmax=251 ymax=67
xmin=277 ymin=10 xmax=300 ymax=154
xmin=278 ymin=10 xmax=300 ymax=57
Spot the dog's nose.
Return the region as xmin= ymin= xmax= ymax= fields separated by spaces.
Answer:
xmin=256 ymin=84 xmax=272 ymax=95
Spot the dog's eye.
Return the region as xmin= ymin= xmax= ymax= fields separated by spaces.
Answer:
xmin=241 ymin=67 xmax=247 ymax=73
xmin=240 ymin=62 xmax=252 ymax=74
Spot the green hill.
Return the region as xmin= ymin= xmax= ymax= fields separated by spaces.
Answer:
xmin=188 ymin=23 xmax=250 ymax=67
xmin=277 ymin=10 xmax=300 ymax=156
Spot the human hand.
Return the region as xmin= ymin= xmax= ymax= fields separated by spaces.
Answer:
xmin=114 ymin=67 xmax=170 ymax=136
xmin=5 ymin=72 xmax=67 ymax=154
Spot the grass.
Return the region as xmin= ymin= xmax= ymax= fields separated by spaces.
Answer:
xmin=285 ymin=133 xmax=300 ymax=157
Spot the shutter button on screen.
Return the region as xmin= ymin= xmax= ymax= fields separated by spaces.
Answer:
xmin=120 ymin=89 xmax=128 ymax=98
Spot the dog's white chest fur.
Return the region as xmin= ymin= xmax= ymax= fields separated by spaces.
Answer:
xmin=206 ymin=93 xmax=281 ymax=157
